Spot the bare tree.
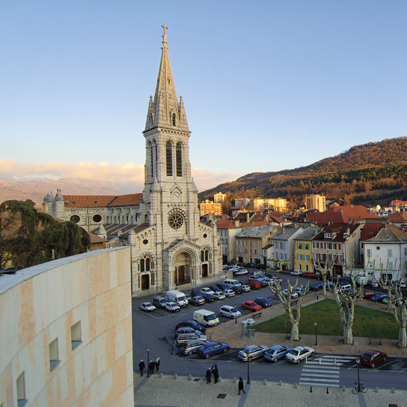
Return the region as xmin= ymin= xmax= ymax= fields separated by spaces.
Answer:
xmin=313 ymin=256 xmax=335 ymax=296
xmin=269 ymin=279 xmax=309 ymax=341
xmin=331 ymin=275 xmax=364 ymax=345
xmin=377 ymin=265 xmax=407 ymax=348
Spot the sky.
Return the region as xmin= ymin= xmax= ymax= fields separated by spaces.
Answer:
xmin=1 ymin=1 xmax=407 ymax=193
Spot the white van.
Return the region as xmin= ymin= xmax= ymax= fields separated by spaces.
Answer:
xmin=223 ymin=279 xmax=241 ymax=288
xmin=193 ymin=309 xmax=219 ymax=327
xmin=166 ymin=290 xmax=188 ymax=307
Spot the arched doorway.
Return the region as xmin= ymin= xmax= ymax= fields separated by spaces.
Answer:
xmin=173 ymin=251 xmax=192 ymax=286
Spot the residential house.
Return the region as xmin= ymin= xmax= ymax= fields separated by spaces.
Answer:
xmin=269 ymin=226 xmax=304 ymax=271
xmin=363 ymin=223 xmax=407 ymax=283
xmin=235 ymin=225 xmax=276 ymax=266
xmin=312 ymin=223 xmax=363 ymax=276
xmin=216 ymin=219 xmax=243 ymax=263
xmin=293 ymin=227 xmax=321 ymax=273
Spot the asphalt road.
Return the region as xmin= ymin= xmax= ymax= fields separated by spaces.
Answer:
xmin=132 ymin=270 xmax=407 ymax=390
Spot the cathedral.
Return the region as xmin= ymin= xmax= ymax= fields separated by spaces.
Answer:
xmin=43 ymin=26 xmax=222 ymax=295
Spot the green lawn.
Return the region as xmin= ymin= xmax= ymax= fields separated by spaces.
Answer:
xmin=256 ymin=299 xmax=399 ymax=339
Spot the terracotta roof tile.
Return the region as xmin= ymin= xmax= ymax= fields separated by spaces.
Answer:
xmin=108 ymin=193 xmax=143 ymax=207
xmin=63 ymin=195 xmax=116 ymax=208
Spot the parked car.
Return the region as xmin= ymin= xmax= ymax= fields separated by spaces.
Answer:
xmin=249 ymin=275 xmax=264 ymax=282
xmin=250 ymin=270 xmax=264 ymax=276
xmin=211 ymin=286 xmax=224 ymax=294
xmin=153 ymin=296 xmax=167 ymax=309
xmin=360 ymin=350 xmax=387 ymax=368
xmin=294 ymin=287 xmax=305 ymax=296
xmin=290 ymin=270 xmax=302 ymax=276
xmin=238 ymin=345 xmax=268 ymax=361
xmin=245 ymin=262 xmax=256 ymax=268
xmin=184 ymin=293 xmax=191 ymax=303
xmin=369 ymin=280 xmax=379 ymax=288
xmin=264 ymin=345 xmax=293 ymax=362
xmin=248 ymin=280 xmax=262 ymax=290
xmin=202 ymin=293 xmax=216 ymax=303
xmin=254 ymin=297 xmax=272 ymax=308
xmin=240 ymin=282 xmax=251 ymax=292
xmin=174 ymin=327 xmax=201 ymax=338
xmin=165 ymin=301 xmax=180 ymax=312
xmin=309 ymin=283 xmax=321 ymax=291
xmin=217 ymin=283 xmax=230 ymax=292
xmin=231 ymin=285 xmax=245 ymax=295
xmin=189 ymin=296 xmax=205 ymax=306
xmin=269 ymin=276 xmax=282 ymax=284
xmin=198 ymin=341 xmax=230 ymax=358
xmin=285 ymin=346 xmax=314 ymax=363
xmin=301 ymin=272 xmax=315 ymax=278
xmin=234 ymin=267 xmax=248 ymax=276
xmin=181 ymin=339 xmax=207 ymax=356
xmin=201 ymin=287 xmax=215 ymax=295
xmin=223 ymin=265 xmax=231 ymax=270
xmin=212 ymin=291 xmax=226 ymax=300
xmin=176 ymin=332 xmax=207 ymax=345
xmin=219 ymin=305 xmax=241 ymax=319
xmin=175 ymin=320 xmax=206 ymax=333
xmin=191 ymin=289 xmax=203 ymax=298
xmin=370 ymin=293 xmax=388 ymax=302
xmin=241 ymin=301 xmax=262 ymax=312
xmin=223 ymin=289 xmax=235 ymax=297
xmin=282 ymin=289 xmax=299 ymax=299
xmin=139 ymin=302 xmax=156 ymax=312
xmin=362 ymin=290 xmax=377 ymax=298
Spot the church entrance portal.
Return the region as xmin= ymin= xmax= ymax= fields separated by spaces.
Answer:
xmin=201 ymin=264 xmax=208 ymax=278
xmin=141 ymin=274 xmax=150 ymax=290
xmin=174 ymin=252 xmax=192 ymax=286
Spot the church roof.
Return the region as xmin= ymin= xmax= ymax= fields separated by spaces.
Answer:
xmin=108 ymin=193 xmax=143 ymax=207
xmin=307 ymin=205 xmax=380 ymax=225
xmin=62 ymin=193 xmax=142 ymax=208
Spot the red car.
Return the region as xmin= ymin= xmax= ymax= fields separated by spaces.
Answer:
xmin=241 ymin=301 xmax=262 ymax=312
xmin=362 ymin=290 xmax=377 ymax=299
xmin=360 ymin=350 xmax=387 ymax=368
xmin=302 ymin=272 xmax=315 ymax=278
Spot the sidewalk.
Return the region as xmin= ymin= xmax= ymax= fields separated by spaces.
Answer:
xmin=210 ymin=292 xmax=407 ymax=358
xmin=133 ymin=373 xmax=407 ymax=407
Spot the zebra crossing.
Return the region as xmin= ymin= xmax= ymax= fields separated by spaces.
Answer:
xmin=299 ymin=354 xmax=354 ymax=388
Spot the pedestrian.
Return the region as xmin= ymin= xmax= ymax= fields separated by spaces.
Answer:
xmin=149 ymin=360 xmax=155 ymax=374
xmin=212 ymin=363 xmax=219 ymax=383
xmin=155 ymin=356 xmax=160 ymax=372
xmin=238 ymin=377 xmax=246 ymax=395
xmin=139 ymin=360 xmax=145 ymax=376
xmin=205 ymin=368 xmax=212 ymax=384
xmin=316 ymin=291 xmax=319 ymax=300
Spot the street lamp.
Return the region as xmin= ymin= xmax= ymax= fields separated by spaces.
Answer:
xmin=355 ymin=357 xmax=361 ymax=392
xmin=146 ymin=346 xmax=150 ymax=378
xmin=247 ymin=356 xmax=252 ymax=385
xmin=235 ymin=304 xmax=237 ymax=324
xmin=314 ymin=321 xmax=318 ymax=346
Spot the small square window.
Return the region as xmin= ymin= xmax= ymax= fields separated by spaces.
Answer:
xmin=49 ymin=338 xmax=60 ymax=371
xmin=71 ymin=321 xmax=82 ymax=350
xmin=17 ymin=371 xmax=27 ymax=407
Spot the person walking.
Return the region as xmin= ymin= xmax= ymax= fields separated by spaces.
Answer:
xmin=238 ymin=377 xmax=246 ymax=395
xmin=155 ymin=356 xmax=161 ymax=372
xmin=149 ymin=360 xmax=155 ymax=374
xmin=205 ymin=368 xmax=212 ymax=384
xmin=212 ymin=363 xmax=219 ymax=383
xmin=139 ymin=360 xmax=145 ymax=376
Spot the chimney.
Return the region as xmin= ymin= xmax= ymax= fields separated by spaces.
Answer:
xmin=234 ymin=220 xmax=240 ymax=228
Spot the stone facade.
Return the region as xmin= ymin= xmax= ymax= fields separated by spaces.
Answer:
xmin=0 ymin=247 xmax=134 ymax=407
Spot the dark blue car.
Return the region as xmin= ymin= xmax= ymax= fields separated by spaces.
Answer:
xmin=232 ymin=285 xmax=245 ymax=295
xmin=198 ymin=341 xmax=230 ymax=359
xmin=202 ymin=293 xmax=216 ymax=302
xmin=254 ymin=297 xmax=272 ymax=308
xmin=175 ymin=320 xmax=206 ymax=334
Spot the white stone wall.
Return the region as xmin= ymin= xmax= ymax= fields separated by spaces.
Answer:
xmin=0 ymin=247 xmax=134 ymax=407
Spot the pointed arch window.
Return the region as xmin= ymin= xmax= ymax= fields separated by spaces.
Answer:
xmin=149 ymin=141 xmax=154 ymax=178
xmin=172 ymin=113 xmax=176 ymax=126
xmin=166 ymin=141 xmax=173 ymax=176
xmin=176 ymin=142 xmax=182 ymax=177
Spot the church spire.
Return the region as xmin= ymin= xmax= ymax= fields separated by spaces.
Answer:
xmin=144 ymin=25 xmax=189 ymax=131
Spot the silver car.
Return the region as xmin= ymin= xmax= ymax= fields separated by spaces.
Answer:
xmin=238 ymin=345 xmax=268 ymax=361
xmin=181 ymin=339 xmax=207 ymax=355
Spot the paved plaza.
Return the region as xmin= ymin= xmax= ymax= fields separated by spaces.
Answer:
xmin=133 ymin=373 xmax=407 ymax=407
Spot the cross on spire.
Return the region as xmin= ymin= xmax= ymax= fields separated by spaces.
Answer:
xmin=161 ymin=24 xmax=168 ymax=47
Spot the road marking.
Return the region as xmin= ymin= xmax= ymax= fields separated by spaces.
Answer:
xmin=300 ymin=355 xmax=342 ymax=388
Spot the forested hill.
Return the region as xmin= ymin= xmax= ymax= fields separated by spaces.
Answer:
xmin=199 ymin=137 xmax=407 ymax=207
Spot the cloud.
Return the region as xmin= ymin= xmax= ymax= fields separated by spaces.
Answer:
xmin=0 ymin=159 xmax=241 ymax=192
